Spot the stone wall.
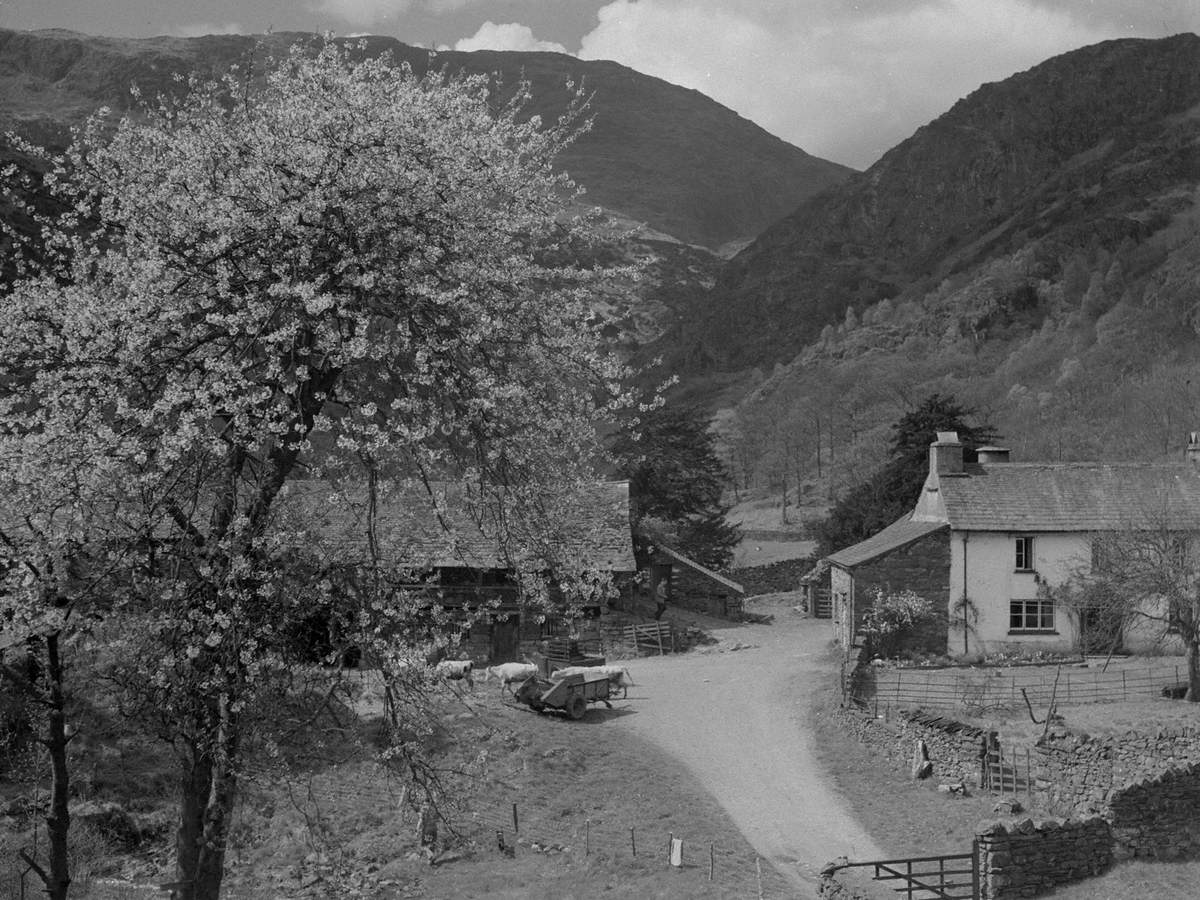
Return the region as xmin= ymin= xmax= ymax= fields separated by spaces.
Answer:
xmin=734 ymin=557 xmax=812 ymax=596
xmin=835 ymin=704 xmax=991 ymax=788
xmin=976 ymin=817 xmax=1112 ymax=899
xmin=1033 ymin=726 xmax=1200 ymax=815
xmin=848 ymin=529 xmax=951 ymax=655
xmin=670 ymin=567 xmax=743 ymax=619
xmin=1107 ymin=763 xmax=1200 ymax=861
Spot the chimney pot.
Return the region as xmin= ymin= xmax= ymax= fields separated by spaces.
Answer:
xmin=977 ymin=446 xmax=1011 ymax=464
xmin=1187 ymin=432 xmax=1200 ymax=466
xmin=930 ymin=431 xmax=963 ymax=477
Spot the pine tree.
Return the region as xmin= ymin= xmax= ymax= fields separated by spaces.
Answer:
xmin=815 ymin=393 xmax=998 ymax=556
xmin=613 ymin=405 xmax=739 ymax=570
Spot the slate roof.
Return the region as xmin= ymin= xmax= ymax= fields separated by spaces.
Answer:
xmin=654 ymin=544 xmax=744 ymax=594
xmin=277 ymin=479 xmax=636 ymax=571
xmin=936 ymin=463 xmax=1200 ymax=532
xmin=826 ymin=515 xmax=948 ymax=569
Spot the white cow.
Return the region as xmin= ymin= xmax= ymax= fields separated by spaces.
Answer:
xmin=483 ymin=662 xmax=538 ymax=694
xmin=434 ymin=659 xmax=474 ymax=688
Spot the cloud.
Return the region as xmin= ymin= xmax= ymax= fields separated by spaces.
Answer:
xmin=574 ymin=0 xmax=1198 ymax=168
xmin=1025 ymin=0 xmax=1200 ymax=34
xmin=175 ymin=22 xmax=246 ymax=37
xmin=452 ymin=21 xmax=567 ymax=53
xmin=313 ymin=0 xmax=476 ymax=25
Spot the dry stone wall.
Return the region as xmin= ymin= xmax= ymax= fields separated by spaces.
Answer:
xmin=1033 ymin=726 xmax=1200 ymax=815
xmin=976 ymin=817 xmax=1111 ymax=899
xmin=835 ymin=704 xmax=991 ymax=787
xmin=1106 ymin=763 xmax=1200 ymax=860
xmin=734 ymin=557 xmax=812 ymax=596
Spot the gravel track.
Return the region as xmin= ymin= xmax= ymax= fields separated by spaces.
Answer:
xmin=608 ymin=603 xmax=883 ymax=896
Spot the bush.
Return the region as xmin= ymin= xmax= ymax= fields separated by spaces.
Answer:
xmin=861 ymin=589 xmax=936 ymax=659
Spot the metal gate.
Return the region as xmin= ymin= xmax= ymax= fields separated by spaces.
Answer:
xmin=824 ymin=845 xmax=979 ymax=900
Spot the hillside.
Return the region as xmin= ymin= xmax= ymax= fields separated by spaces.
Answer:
xmin=677 ymin=33 xmax=1200 ymax=371
xmin=0 ymin=28 xmax=851 ymax=252
xmin=697 ymin=34 xmax=1200 ymax=509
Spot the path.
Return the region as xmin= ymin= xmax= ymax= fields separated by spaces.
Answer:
xmin=609 ymin=600 xmax=883 ymax=896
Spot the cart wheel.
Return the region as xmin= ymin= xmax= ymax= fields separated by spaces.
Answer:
xmin=567 ymin=696 xmax=587 ymax=720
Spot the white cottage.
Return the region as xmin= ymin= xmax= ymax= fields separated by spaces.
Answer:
xmin=827 ymin=432 xmax=1200 ymax=658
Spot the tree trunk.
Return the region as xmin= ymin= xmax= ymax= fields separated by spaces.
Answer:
xmin=176 ymin=698 xmax=241 ymax=900
xmin=43 ymin=633 xmax=72 ymax=900
xmin=1187 ymin=637 xmax=1200 ymax=703
xmin=175 ymin=741 xmax=212 ymax=900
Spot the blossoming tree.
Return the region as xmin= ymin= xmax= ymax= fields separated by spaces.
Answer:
xmin=1 ymin=39 xmax=632 ymax=899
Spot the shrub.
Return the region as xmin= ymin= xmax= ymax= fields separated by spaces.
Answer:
xmin=861 ymin=589 xmax=937 ymax=659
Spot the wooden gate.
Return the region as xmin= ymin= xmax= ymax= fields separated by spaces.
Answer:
xmin=825 ymin=846 xmax=979 ymax=899
xmin=983 ymin=741 xmax=1031 ymax=798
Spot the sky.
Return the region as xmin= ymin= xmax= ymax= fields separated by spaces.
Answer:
xmin=2 ymin=1 xmax=1199 ymax=169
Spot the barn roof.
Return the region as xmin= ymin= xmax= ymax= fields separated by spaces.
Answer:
xmin=654 ymin=544 xmax=744 ymax=594
xmin=825 ymin=515 xmax=948 ymax=569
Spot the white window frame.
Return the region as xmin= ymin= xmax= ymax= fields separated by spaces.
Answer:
xmin=1014 ymin=535 xmax=1035 ymax=572
xmin=1009 ymin=597 xmax=1055 ymax=633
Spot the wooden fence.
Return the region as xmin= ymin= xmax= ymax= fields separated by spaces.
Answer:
xmin=619 ymin=621 xmax=675 ymax=655
xmin=858 ymin=662 xmax=1187 ymax=712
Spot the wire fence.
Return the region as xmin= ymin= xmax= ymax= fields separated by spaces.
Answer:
xmin=238 ymin=761 xmax=789 ymax=897
xmin=7 ymin=753 xmax=787 ymax=899
xmin=855 ymin=661 xmax=1189 ymax=712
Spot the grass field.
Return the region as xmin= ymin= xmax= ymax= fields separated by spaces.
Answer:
xmin=0 ymin=672 xmax=794 ymax=900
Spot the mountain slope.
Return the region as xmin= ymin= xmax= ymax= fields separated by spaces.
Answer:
xmin=681 ymin=33 xmax=1200 ymax=370
xmin=0 ymin=28 xmax=852 ymax=251
xmin=708 ymin=34 xmax=1200 ymax=511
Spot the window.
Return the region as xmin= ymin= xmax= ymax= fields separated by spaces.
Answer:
xmin=1014 ymin=536 xmax=1035 ymax=571
xmin=1010 ymin=598 xmax=1055 ymax=633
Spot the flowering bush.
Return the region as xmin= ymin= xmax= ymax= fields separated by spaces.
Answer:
xmin=861 ymin=588 xmax=937 ymax=659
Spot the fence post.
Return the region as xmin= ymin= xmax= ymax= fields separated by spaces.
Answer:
xmin=630 ymin=827 xmax=636 ymax=857
xmin=972 ymin=838 xmax=981 ymax=900
xmin=512 ymin=802 xmax=519 ymax=834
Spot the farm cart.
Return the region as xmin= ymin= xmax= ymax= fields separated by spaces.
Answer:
xmin=513 ymin=670 xmax=612 ymax=720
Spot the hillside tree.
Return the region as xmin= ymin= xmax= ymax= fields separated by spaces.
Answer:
xmin=815 ymin=393 xmax=998 ymax=556
xmin=613 ymin=404 xmax=739 ymax=571
xmin=0 ymin=40 xmax=632 ymax=900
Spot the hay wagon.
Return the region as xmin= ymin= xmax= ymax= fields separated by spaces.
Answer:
xmin=513 ymin=669 xmax=613 ymax=720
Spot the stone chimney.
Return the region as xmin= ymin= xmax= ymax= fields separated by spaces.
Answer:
xmin=1188 ymin=432 xmax=1200 ymax=466
xmin=976 ymin=446 xmax=1012 ymax=464
xmin=930 ymin=431 xmax=963 ymax=477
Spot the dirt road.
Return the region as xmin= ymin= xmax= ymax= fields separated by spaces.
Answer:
xmin=609 ymin=600 xmax=883 ymax=896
